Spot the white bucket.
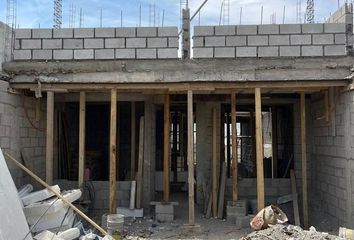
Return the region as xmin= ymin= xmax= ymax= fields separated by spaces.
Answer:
xmin=107 ymin=214 xmax=124 ymax=240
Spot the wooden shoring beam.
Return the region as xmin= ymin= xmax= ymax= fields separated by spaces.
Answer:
xmin=187 ymin=90 xmax=195 ymax=225
xmin=212 ymin=107 xmax=218 ymax=218
xmin=255 ymin=88 xmax=265 ymax=211
xmin=46 ymin=91 xmax=54 ymax=185
xmin=163 ymin=94 xmax=170 ymax=203
xmin=271 ymin=107 xmax=278 ymax=178
xmin=109 ymin=89 xmax=117 ymax=214
xmin=130 ymin=102 xmax=136 ymax=180
xmin=300 ymin=92 xmax=309 ymax=229
xmin=136 ymin=116 xmax=144 ymax=209
xmin=231 ymin=91 xmax=238 ymax=202
xmin=78 ymin=92 xmax=86 ymax=188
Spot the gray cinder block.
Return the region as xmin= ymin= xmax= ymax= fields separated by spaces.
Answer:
xmin=157 ymin=48 xmax=178 ymax=59
xmin=158 ymin=27 xmax=178 ymax=37
xmin=280 ymin=24 xmax=301 ymax=34
xmin=302 ymin=24 xmax=324 ymax=33
xmin=63 ymin=39 xmax=83 ymax=49
xmin=21 ymin=39 xmax=41 ymax=49
xmin=53 ymin=50 xmax=73 ymax=60
xmin=215 ymin=26 xmax=236 ymax=35
xmin=205 ymin=36 xmax=225 ymax=47
xmin=280 ymin=46 xmax=300 ymax=56
xmin=312 ymin=34 xmax=334 ymax=45
xmin=15 ymin=29 xmax=31 ymax=39
xmin=74 ymin=28 xmax=94 ymax=38
xmin=237 ymin=25 xmax=258 ymax=35
xmin=324 ymin=23 xmax=346 ymax=33
xmin=116 ymin=27 xmax=136 ymax=37
xmin=137 ymin=27 xmax=157 ymax=37
xmin=105 ymin=38 xmax=125 ymax=48
xmin=236 ymin=47 xmax=257 ymax=57
xmin=226 ymin=36 xmax=247 ymax=46
xmin=95 ymin=28 xmax=115 ymax=37
xmin=269 ymin=35 xmax=290 ymax=45
xmin=126 ymin=38 xmax=146 ymax=48
xmin=290 ymin=35 xmax=312 ymax=45
xmin=53 ymin=29 xmax=73 ymax=38
xmin=193 ymin=37 xmax=204 ymax=47
xmin=168 ymin=37 xmax=179 ymax=48
xmin=136 ymin=48 xmax=156 ymax=59
xmin=324 ymin=45 xmax=346 ymax=56
xmin=74 ymin=49 xmax=94 ymax=59
xmin=248 ymin=35 xmax=268 ymax=46
xmin=258 ymin=24 xmax=279 ymax=34
xmin=32 ymin=50 xmax=52 ymax=60
xmin=214 ymin=47 xmax=235 ymax=58
xmin=115 ymin=49 xmax=135 ymax=59
xmin=43 ymin=39 xmax=62 ymax=49
xmin=335 ymin=34 xmax=346 ymax=44
xmin=13 ymin=50 xmax=31 ymax=60
xmin=84 ymin=38 xmax=104 ymax=48
xmin=193 ymin=48 xmax=213 ymax=58
xmin=194 ymin=26 xmax=214 ymax=36
xmin=147 ymin=38 xmax=167 ymax=48
xmin=95 ymin=49 xmax=114 ymax=59
xmin=32 ymin=29 xmax=52 ymax=38
xmin=258 ymin=46 xmax=279 ymax=57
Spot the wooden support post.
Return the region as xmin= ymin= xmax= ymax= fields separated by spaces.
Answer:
xmin=212 ymin=107 xmax=218 ymax=218
xmin=136 ymin=117 xmax=144 ymax=209
xmin=109 ymin=89 xmax=117 ymax=214
xmin=187 ymin=90 xmax=195 ymax=225
xmin=163 ymin=94 xmax=170 ymax=203
xmin=250 ymin=110 xmax=256 ymax=177
xmin=272 ymin=107 xmax=278 ymax=178
xmin=46 ymin=91 xmax=54 ymax=185
xmin=130 ymin=102 xmax=136 ymax=180
xmin=78 ymin=92 xmax=86 ymax=188
xmin=231 ymin=92 xmax=238 ymax=202
xmin=255 ymin=88 xmax=265 ymax=211
xmin=300 ymin=92 xmax=309 ymax=229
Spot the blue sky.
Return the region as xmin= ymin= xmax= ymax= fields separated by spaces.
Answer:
xmin=0 ymin=0 xmax=350 ymax=29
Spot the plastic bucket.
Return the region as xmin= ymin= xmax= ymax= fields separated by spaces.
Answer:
xmin=107 ymin=214 xmax=124 ymax=240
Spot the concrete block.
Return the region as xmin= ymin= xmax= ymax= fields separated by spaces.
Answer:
xmin=235 ymin=215 xmax=252 ymax=229
xmin=105 ymin=38 xmax=125 ymax=48
xmin=236 ymin=47 xmax=257 ymax=57
xmin=156 ymin=204 xmax=174 ymax=214
xmin=156 ymin=213 xmax=173 ymax=222
xmin=205 ymin=36 xmax=225 ymax=46
xmin=312 ymin=34 xmax=334 ymax=45
xmin=136 ymin=48 xmax=156 ymax=59
xmin=74 ymin=49 xmax=94 ymax=59
xmin=116 ymin=207 xmax=143 ymax=218
xmin=53 ymin=50 xmax=73 ymax=60
xmin=279 ymin=46 xmax=300 ymax=56
xmin=84 ymin=38 xmax=104 ymax=48
xmin=53 ymin=29 xmax=73 ymax=38
xmin=237 ymin=25 xmax=257 ymax=35
xmin=21 ymin=39 xmax=41 ymax=49
xmin=193 ymin=37 xmax=204 ymax=47
xmin=14 ymin=39 xmax=20 ymax=49
xmin=227 ymin=200 xmax=247 ymax=216
xmin=194 ymin=26 xmax=214 ymax=36
xmin=214 ymin=47 xmax=235 ymax=58
xmin=63 ymin=39 xmax=83 ymax=49
xmin=95 ymin=49 xmax=114 ymax=59
xmin=302 ymin=24 xmax=324 ymax=33
xmin=248 ymin=35 xmax=268 ymax=46
xmin=280 ymin=24 xmax=301 ymax=34
xmin=157 ymin=48 xmax=177 ymax=59
xmin=74 ymin=28 xmax=94 ymax=38
xmin=32 ymin=50 xmax=52 ymax=60
xmin=290 ymin=34 xmax=312 ymax=45
xmin=158 ymin=27 xmax=178 ymax=37
xmin=215 ymin=26 xmax=236 ymax=35
xmin=137 ymin=27 xmax=157 ymax=37
xmin=15 ymin=29 xmax=31 ymax=39
xmin=324 ymin=45 xmax=347 ymax=56
xmin=13 ymin=50 xmax=31 ymax=60
xmin=269 ymin=35 xmax=290 ymax=45
xmin=226 ymin=36 xmax=247 ymax=46
xmin=258 ymin=46 xmax=279 ymax=57
xmin=116 ymin=27 xmax=136 ymax=37
xmin=193 ymin=48 xmax=213 ymax=58
xmin=42 ymin=39 xmax=62 ymax=49
xmin=115 ymin=49 xmax=135 ymax=59
xmin=126 ymin=38 xmax=146 ymax=48
xmin=324 ymin=23 xmax=346 ymax=33
xmin=147 ymin=38 xmax=167 ymax=48
xmin=335 ymin=33 xmax=346 ymax=44
xmin=32 ymin=29 xmax=52 ymax=38
xmin=168 ymin=37 xmax=179 ymax=48
xmin=95 ymin=28 xmax=115 ymax=37
xmin=258 ymin=24 xmax=279 ymax=34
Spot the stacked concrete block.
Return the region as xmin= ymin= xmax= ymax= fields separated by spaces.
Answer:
xmin=151 ymin=202 xmax=178 ymax=222
xmin=226 ymin=200 xmax=251 ymax=229
xmin=193 ymin=23 xmax=349 ymax=58
xmin=13 ymin=27 xmax=178 ymax=61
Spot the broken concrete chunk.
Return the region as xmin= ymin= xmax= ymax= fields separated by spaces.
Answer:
xmin=18 ymin=184 xmax=34 ymax=198
xmin=21 ymin=185 xmax=61 ymax=206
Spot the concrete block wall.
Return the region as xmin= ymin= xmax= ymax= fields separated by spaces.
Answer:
xmin=13 ymin=27 xmax=178 ymax=61
xmin=0 ymin=80 xmax=46 ymax=188
xmin=193 ymin=23 xmax=349 ymax=58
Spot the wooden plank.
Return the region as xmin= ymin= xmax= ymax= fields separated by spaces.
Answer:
xmin=271 ymin=107 xmax=278 ymax=178
xmin=250 ymin=110 xmax=256 ymax=176
xmin=300 ymin=92 xmax=309 ymax=229
xmin=231 ymin=91 xmax=238 ymax=202
xmin=130 ymin=180 xmax=136 ymax=210
xmin=109 ymin=89 xmax=117 ymax=214
xmin=212 ymin=107 xmax=218 ymax=218
xmin=136 ymin=116 xmax=144 ymax=209
xmin=217 ymin=162 xmax=227 ymax=219
xmin=187 ymin=90 xmax=195 ymax=225
xmin=78 ymin=92 xmax=86 ymax=188
xmin=130 ymin=102 xmax=136 ymax=180
xmin=46 ymin=91 xmax=54 ymax=185
xmin=255 ymin=88 xmax=265 ymax=211
xmin=163 ymin=94 xmax=170 ymax=203
xmin=290 ymin=169 xmax=300 ymax=226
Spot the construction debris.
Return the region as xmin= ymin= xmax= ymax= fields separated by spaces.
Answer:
xmin=241 ymin=224 xmax=345 ymax=240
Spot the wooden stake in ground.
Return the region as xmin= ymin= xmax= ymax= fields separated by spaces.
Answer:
xmin=217 ymin=162 xmax=227 ymax=219
xmin=4 ymin=152 xmax=108 ymax=236
xmin=136 ymin=116 xmax=144 ymax=209
xmin=187 ymin=90 xmax=195 ymax=225
xmin=130 ymin=102 xmax=136 ymax=180
xmin=46 ymin=91 xmax=54 ymax=185
xmin=255 ymin=88 xmax=265 ymax=211
xmin=109 ymin=89 xmax=117 ymax=214
xmin=212 ymin=108 xmax=218 ymax=217
xmin=163 ymin=94 xmax=170 ymax=203
xmin=78 ymin=92 xmax=86 ymax=189
xmin=300 ymin=92 xmax=309 ymax=228
xmin=290 ymin=169 xmax=300 ymax=226
xmin=231 ymin=91 xmax=238 ymax=202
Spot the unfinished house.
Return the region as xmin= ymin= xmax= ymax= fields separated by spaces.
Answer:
xmin=1 ymin=2 xmax=354 ymax=235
